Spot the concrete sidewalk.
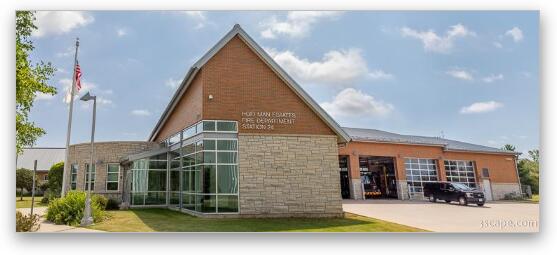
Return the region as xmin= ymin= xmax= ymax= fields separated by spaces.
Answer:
xmin=17 ymin=207 xmax=104 ymax=233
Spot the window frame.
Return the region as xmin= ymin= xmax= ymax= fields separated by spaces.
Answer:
xmin=84 ymin=163 xmax=96 ymax=191
xmin=106 ymin=163 xmax=120 ymax=191
xmin=444 ymin=160 xmax=478 ymax=188
xmin=70 ymin=164 xmax=78 ymax=190
xmin=404 ymin=157 xmax=439 ymax=198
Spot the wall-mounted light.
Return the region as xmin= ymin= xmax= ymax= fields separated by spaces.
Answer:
xmin=208 ymin=94 xmax=214 ymax=100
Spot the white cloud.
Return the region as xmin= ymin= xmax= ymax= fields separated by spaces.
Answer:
xmin=165 ymin=78 xmax=182 ymax=89
xmin=482 ymin=74 xmax=504 ymax=83
xmin=321 ymin=88 xmax=394 ymax=118
xmin=32 ymin=11 xmax=94 ymax=37
xmin=460 ymin=101 xmax=503 ymax=114
xmin=116 ymin=28 xmax=128 ymax=37
xmin=266 ymin=48 xmax=393 ymax=86
xmin=401 ymin=23 xmax=476 ymax=53
xmin=260 ymin=11 xmax=342 ymax=39
xmin=131 ymin=109 xmax=151 ymax=116
xmin=56 ymin=47 xmax=75 ymax=58
xmin=183 ymin=11 xmax=207 ymax=29
xmin=493 ymin=41 xmax=503 ymax=48
xmin=505 ymin=27 xmax=523 ymax=42
xmin=446 ymin=68 xmax=474 ymax=81
xmin=35 ymin=92 xmax=55 ymax=101
xmin=59 ymin=78 xmax=113 ymax=109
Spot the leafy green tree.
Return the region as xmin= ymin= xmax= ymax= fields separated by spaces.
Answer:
xmin=16 ymin=168 xmax=34 ymax=200
xmin=47 ymin=162 xmax=64 ymax=197
xmin=16 ymin=11 xmax=56 ymax=155
xmin=502 ymin=144 xmax=516 ymax=151
xmin=517 ymin=149 xmax=540 ymax=194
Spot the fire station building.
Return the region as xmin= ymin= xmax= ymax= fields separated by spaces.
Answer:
xmin=63 ymin=25 xmax=521 ymax=218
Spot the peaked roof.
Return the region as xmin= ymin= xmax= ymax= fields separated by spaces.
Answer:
xmin=148 ymin=24 xmax=350 ymax=143
xmin=16 ymin=147 xmax=66 ymax=171
xmin=343 ymin=127 xmax=519 ymax=155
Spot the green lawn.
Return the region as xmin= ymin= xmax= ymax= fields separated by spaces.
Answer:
xmin=15 ymin=196 xmax=46 ymax=209
xmin=88 ymin=208 xmax=425 ymax=232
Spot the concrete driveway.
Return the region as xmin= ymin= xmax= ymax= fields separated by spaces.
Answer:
xmin=343 ymin=200 xmax=539 ymax=233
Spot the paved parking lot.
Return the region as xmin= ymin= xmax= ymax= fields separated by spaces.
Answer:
xmin=343 ymin=200 xmax=539 ymax=232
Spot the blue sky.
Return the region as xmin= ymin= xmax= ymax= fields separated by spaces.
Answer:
xmin=28 ymin=11 xmax=539 ymax=155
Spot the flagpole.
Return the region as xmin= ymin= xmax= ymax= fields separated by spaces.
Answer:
xmin=61 ymin=38 xmax=80 ymax=197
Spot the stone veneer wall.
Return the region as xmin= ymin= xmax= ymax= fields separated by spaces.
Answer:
xmin=490 ymin=183 xmax=522 ymax=200
xmin=65 ymin=141 xmax=159 ymax=201
xmin=238 ymin=134 xmax=343 ymax=218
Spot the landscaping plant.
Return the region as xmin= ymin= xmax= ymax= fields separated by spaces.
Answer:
xmin=45 ymin=191 xmax=106 ymax=226
xmin=16 ymin=211 xmax=40 ymax=232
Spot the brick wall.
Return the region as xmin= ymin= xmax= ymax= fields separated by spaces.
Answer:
xmin=238 ymin=134 xmax=343 ymax=217
xmin=339 ymin=141 xmax=520 ymax=200
xmin=65 ymin=141 xmax=158 ymax=201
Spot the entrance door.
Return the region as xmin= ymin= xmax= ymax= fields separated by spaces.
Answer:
xmin=340 ymin=171 xmax=350 ymax=199
xmin=482 ymin=179 xmax=493 ymax=201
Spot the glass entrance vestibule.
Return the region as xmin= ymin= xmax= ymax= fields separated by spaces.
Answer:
xmin=128 ymin=120 xmax=239 ymax=214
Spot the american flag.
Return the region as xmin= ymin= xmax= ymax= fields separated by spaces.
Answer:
xmin=74 ymin=62 xmax=82 ymax=92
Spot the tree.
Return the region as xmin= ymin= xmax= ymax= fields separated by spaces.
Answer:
xmin=502 ymin=144 xmax=516 ymax=151
xmin=16 ymin=11 xmax=56 ymax=155
xmin=529 ymin=149 xmax=539 ymax=163
xmin=47 ymin=162 xmax=64 ymax=197
xmin=16 ymin=168 xmax=34 ymax=201
xmin=517 ymin=148 xmax=540 ymax=195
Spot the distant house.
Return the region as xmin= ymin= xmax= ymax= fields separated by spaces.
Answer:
xmin=16 ymin=147 xmax=65 ymax=184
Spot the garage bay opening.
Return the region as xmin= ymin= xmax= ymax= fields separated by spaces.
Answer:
xmin=359 ymin=156 xmax=398 ymax=199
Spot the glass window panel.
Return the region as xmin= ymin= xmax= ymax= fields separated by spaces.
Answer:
xmin=107 ymin=182 xmax=118 ymax=191
xmin=107 ymin=164 xmax=119 ymax=173
xmin=183 ymin=143 xmax=195 ymax=155
xmin=149 ymin=160 xmax=167 ymax=170
xmin=216 ymin=121 xmax=237 ymax=132
xmin=145 ymin=192 xmax=166 ymax=205
xmin=170 ymin=192 xmax=180 ymax=205
xmin=170 ymin=171 xmax=180 ymax=191
xmin=204 ymin=152 xmax=216 ymax=164
xmin=196 ymin=122 xmax=204 ymax=134
xmin=182 ymin=171 xmax=191 ymax=192
xmin=218 ymin=195 xmax=238 ymax=212
xmin=107 ymin=173 xmax=118 ymax=182
xmin=148 ymin=171 xmax=167 ymax=191
xmin=196 ymin=141 xmax=204 ymax=152
xmin=203 ymin=165 xmax=217 ymax=193
xmin=204 ymin=139 xmax=216 ymax=150
xmin=183 ymin=126 xmax=195 ymax=138
xmin=132 ymin=193 xmax=145 ymax=205
xmin=218 ymin=165 xmax=238 ymax=194
xmin=217 ymin=140 xmax=237 ymax=151
xmin=198 ymin=195 xmax=216 ymax=213
xmin=217 ymin=152 xmax=237 ymax=164
xmin=203 ymin=121 xmax=216 ymax=131
xmin=183 ymin=194 xmax=195 ymax=210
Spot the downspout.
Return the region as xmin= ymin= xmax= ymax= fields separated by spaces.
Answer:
xmin=514 ymin=154 xmax=523 ymax=195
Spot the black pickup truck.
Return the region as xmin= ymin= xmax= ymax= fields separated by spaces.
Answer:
xmin=423 ymin=182 xmax=485 ymax=206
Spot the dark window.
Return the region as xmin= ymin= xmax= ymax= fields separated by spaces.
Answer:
xmin=482 ymin=168 xmax=490 ymax=177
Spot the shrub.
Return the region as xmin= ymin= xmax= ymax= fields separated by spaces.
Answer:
xmin=93 ymin=195 xmax=108 ymax=210
xmin=105 ymin=198 xmax=120 ymax=210
xmin=47 ymin=162 xmax=64 ymax=197
xmin=16 ymin=211 xmax=40 ymax=232
xmin=45 ymin=191 xmax=106 ymax=226
xmin=503 ymin=192 xmax=524 ymax=200
xmin=40 ymin=196 xmax=49 ymax=204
